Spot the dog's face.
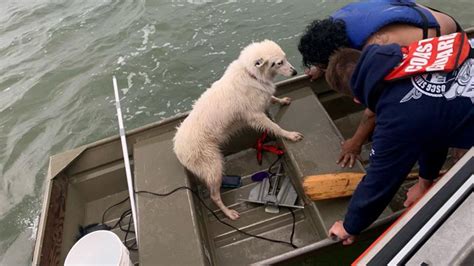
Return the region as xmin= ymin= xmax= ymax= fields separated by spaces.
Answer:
xmin=256 ymin=56 xmax=297 ymax=77
xmin=241 ymin=40 xmax=298 ymax=80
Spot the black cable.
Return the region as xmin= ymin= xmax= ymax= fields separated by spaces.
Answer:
xmin=288 ymin=208 xmax=296 ymax=247
xmin=101 ymin=196 xmax=129 ymax=225
xmin=100 ymin=199 xmax=138 ymax=250
xmin=136 ymin=187 xmax=298 ymax=249
xmin=107 ymin=204 xmax=131 ymax=231
xmin=267 ymin=155 xmax=283 ymax=188
xmin=118 ymin=209 xmax=132 ymax=232
xmin=267 ymin=154 xmax=283 ymax=176
xmin=123 ymin=210 xmax=138 ymax=251
xmin=100 ymin=155 xmax=298 ymax=251
xmin=112 ymin=208 xmax=138 ymax=251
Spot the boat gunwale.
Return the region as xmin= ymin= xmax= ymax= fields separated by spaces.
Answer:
xmin=250 ymin=210 xmax=404 ymax=265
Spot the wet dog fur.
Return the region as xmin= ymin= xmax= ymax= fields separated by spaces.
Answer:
xmin=173 ymin=40 xmax=303 ymax=220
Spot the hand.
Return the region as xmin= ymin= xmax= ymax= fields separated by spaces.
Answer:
xmin=452 ymin=148 xmax=467 ymax=162
xmin=337 ymin=138 xmax=362 ymax=168
xmin=329 ymin=220 xmax=355 ymax=245
xmin=403 ymin=177 xmax=433 ymax=207
xmin=304 ymin=66 xmax=324 ymax=81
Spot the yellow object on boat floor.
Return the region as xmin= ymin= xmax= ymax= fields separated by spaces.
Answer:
xmin=303 ymin=172 xmax=365 ymax=200
xmin=303 ymin=172 xmax=422 ymax=201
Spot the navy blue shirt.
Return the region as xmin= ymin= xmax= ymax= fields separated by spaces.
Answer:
xmin=344 ymin=44 xmax=474 ymax=235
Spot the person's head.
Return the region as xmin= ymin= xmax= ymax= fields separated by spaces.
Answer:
xmin=325 ymin=48 xmax=361 ymax=97
xmin=298 ymin=18 xmax=350 ymax=69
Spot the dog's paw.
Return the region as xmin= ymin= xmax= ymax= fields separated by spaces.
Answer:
xmin=224 ymin=209 xmax=240 ymax=220
xmin=279 ymin=97 xmax=292 ymax=105
xmin=285 ymin=131 xmax=304 ymax=142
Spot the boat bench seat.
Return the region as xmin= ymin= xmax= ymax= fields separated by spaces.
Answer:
xmin=134 ymin=131 xmax=208 ymax=266
xmin=272 ymin=86 xmax=392 ymax=233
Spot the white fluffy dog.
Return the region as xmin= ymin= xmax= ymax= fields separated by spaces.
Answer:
xmin=173 ymin=40 xmax=303 ymax=220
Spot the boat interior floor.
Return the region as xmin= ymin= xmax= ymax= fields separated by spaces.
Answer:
xmin=131 ymin=85 xmax=394 ymax=265
xmin=54 ymin=82 xmax=437 ymax=265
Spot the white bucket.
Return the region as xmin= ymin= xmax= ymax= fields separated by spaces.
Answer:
xmin=65 ymin=230 xmax=132 ymax=266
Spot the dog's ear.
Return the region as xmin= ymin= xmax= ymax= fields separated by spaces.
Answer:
xmin=255 ymin=58 xmax=266 ymax=68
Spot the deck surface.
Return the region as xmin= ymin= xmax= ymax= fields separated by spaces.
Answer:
xmin=274 ymin=87 xmax=365 ymax=231
xmin=207 ymin=149 xmax=320 ymax=265
xmin=134 ymin=130 xmax=208 ymax=266
xmin=130 ymin=85 xmax=393 ymax=265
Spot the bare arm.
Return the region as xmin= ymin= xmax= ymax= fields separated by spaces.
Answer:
xmin=351 ymin=108 xmax=375 ymax=147
xmin=337 ymin=108 xmax=375 ymax=168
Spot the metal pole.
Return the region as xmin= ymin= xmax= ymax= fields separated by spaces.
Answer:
xmin=112 ymin=76 xmax=139 ymax=243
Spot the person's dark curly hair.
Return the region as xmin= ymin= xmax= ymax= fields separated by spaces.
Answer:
xmin=298 ymin=18 xmax=350 ymax=68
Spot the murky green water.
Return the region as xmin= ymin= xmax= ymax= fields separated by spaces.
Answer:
xmin=0 ymin=0 xmax=472 ymax=264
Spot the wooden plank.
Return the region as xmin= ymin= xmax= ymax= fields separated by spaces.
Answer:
xmin=303 ymin=172 xmax=365 ymax=200
xmin=303 ymin=172 xmax=426 ymax=201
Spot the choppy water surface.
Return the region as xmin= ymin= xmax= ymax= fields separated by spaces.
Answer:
xmin=0 ymin=0 xmax=473 ymax=264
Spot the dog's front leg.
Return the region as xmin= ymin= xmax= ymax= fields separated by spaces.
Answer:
xmin=247 ymin=113 xmax=303 ymax=142
xmin=271 ymin=96 xmax=292 ymax=105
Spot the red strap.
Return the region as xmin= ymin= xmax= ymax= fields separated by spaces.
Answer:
xmin=261 ymin=145 xmax=284 ymax=156
xmin=255 ymin=130 xmax=284 ymax=165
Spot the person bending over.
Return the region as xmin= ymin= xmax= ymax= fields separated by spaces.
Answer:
xmin=325 ymin=45 xmax=473 ymax=245
xmin=298 ymin=0 xmax=461 ymax=172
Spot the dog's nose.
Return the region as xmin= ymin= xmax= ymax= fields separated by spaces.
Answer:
xmin=291 ymin=69 xmax=297 ymax=76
